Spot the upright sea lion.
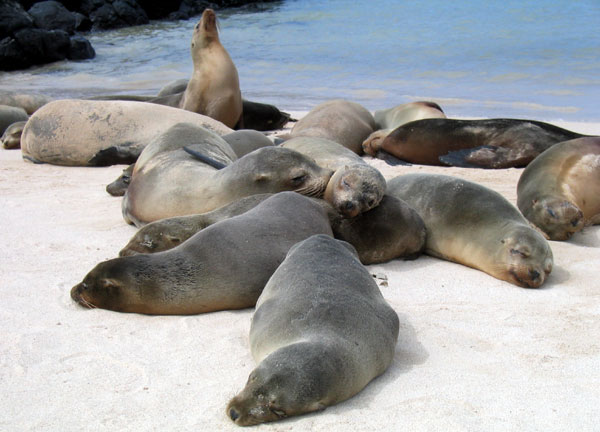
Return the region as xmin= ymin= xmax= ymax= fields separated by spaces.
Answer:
xmin=388 ymin=173 xmax=554 ymax=288
xmin=0 ymin=104 xmax=28 ymax=135
xmin=227 ymin=234 xmax=399 ymax=425
xmin=0 ymin=91 xmax=50 ymax=114
xmin=71 ymin=193 xmax=333 ymax=314
xmin=290 ymin=99 xmax=376 ymax=154
xmin=282 ymin=136 xmax=386 ymax=217
xmin=123 ymin=123 xmax=332 ymax=225
xmin=21 ymin=99 xmax=232 ymax=166
xmin=362 ymin=101 xmax=446 ymax=155
xmin=119 ymin=192 xmax=426 ymax=265
xmin=378 ymin=118 xmax=586 ymax=168
xmin=179 ymin=9 xmax=243 ymax=129
xmin=517 ymin=136 xmax=600 ymax=240
xmin=1 ymin=120 xmax=26 ymax=149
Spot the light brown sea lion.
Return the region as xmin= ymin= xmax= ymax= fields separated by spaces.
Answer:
xmin=20 ymin=99 xmax=232 ymax=166
xmin=179 ymin=9 xmax=243 ymax=129
xmin=221 ymin=129 xmax=274 ymax=157
xmin=227 ymin=234 xmax=399 ymax=426
xmin=0 ymin=105 xmax=28 ymax=135
xmin=289 ymin=99 xmax=376 ymax=154
xmin=517 ymin=136 xmax=600 ymax=240
xmin=70 ymin=193 xmax=334 ymax=314
xmin=362 ymin=101 xmax=446 ymax=155
xmin=377 ymin=118 xmax=586 ymax=168
xmin=119 ymin=192 xmax=426 ymax=265
xmin=388 ymin=173 xmax=554 ymax=288
xmin=1 ymin=120 xmax=26 ymax=149
xmin=0 ymin=92 xmax=50 ymax=114
xmin=123 ymin=123 xmax=333 ymax=226
xmin=281 ymin=136 xmax=386 ymax=217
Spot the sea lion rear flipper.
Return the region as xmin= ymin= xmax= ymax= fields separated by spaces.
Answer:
xmin=440 ymin=145 xmax=509 ymax=168
xmin=88 ymin=143 xmax=143 ymax=166
xmin=375 ymin=150 xmax=412 ymax=166
xmin=183 ymin=145 xmax=227 ymax=169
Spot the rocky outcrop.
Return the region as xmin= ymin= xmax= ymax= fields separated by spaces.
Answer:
xmin=1 ymin=0 xmax=280 ymax=71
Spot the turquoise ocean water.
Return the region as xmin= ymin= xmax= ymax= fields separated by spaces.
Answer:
xmin=0 ymin=0 xmax=598 ymax=121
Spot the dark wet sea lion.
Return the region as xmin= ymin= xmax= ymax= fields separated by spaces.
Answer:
xmin=227 ymin=234 xmax=399 ymax=426
xmin=517 ymin=136 xmax=600 ymax=240
xmin=379 ymin=118 xmax=586 ymax=168
xmin=71 ymin=193 xmax=333 ymax=314
xmin=388 ymin=173 xmax=554 ymax=288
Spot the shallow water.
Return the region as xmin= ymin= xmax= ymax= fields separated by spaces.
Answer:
xmin=0 ymin=0 xmax=599 ymax=121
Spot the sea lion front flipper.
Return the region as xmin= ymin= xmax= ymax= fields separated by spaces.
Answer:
xmin=440 ymin=145 xmax=532 ymax=169
xmin=88 ymin=143 xmax=143 ymax=166
xmin=375 ymin=150 xmax=412 ymax=166
xmin=183 ymin=145 xmax=227 ymax=169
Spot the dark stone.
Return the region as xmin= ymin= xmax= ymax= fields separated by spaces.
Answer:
xmin=72 ymin=11 xmax=91 ymax=31
xmin=169 ymin=0 xmax=211 ymax=20
xmin=0 ymin=36 xmax=29 ymax=70
xmin=28 ymin=1 xmax=76 ymax=34
xmin=135 ymin=0 xmax=180 ymax=20
xmin=68 ymin=34 xmax=94 ymax=59
xmin=0 ymin=0 xmax=34 ymax=39
xmin=55 ymin=0 xmax=83 ymax=11
xmin=14 ymin=27 xmax=70 ymax=63
xmin=89 ymin=0 xmax=148 ymax=30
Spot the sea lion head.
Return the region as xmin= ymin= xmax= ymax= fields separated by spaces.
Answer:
xmin=323 ymin=164 xmax=386 ymax=218
xmin=70 ymin=255 xmax=156 ymax=313
xmin=498 ymin=225 xmax=554 ymax=288
xmin=191 ymin=8 xmax=219 ymax=53
xmin=2 ymin=120 xmax=26 ymax=149
xmin=241 ymin=147 xmax=333 ymax=198
xmin=529 ymin=196 xmax=584 ymax=240
xmin=227 ymin=342 xmax=330 ymax=426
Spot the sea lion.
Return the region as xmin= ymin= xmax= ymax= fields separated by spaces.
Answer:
xmin=106 ymin=164 xmax=134 ymax=197
xmin=157 ymin=79 xmax=189 ymax=97
xmin=71 ymin=193 xmax=333 ymax=314
xmin=20 ymin=99 xmax=232 ymax=166
xmin=0 ymin=91 xmax=50 ymax=114
xmin=123 ymin=123 xmax=333 ymax=225
xmin=517 ymin=136 xmax=600 ymax=240
xmin=179 ymin=9 xmax=243 ymax=129
xmin=1 ymin=120 xmax=26 ymax=149
xmin=377 ymin=118 xmax=586 ymax=168
xmin=222 ymin=129 xmax=274 ymax=157
xmin=290 ymin=99 xmax=376 ymax=154
xmin=387 ymin=173 xmax=554 ymax=288
xmin=119 ymin=193 xmax=425 ymax=265
xmin=362 ymin=101 xmax=446 ymax=156
xmin=282 ymin=136 xmax=386 ymax=217
xmin=227 ymin=234 xmax=399 ymax=425
xmin=0 ymin=105 xmax=28 ymax=135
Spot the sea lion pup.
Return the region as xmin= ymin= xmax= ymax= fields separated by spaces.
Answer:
xmin=0 ymin=92 xmax=50 ymax=114
xmin=0 ymin=105 xmax=28 ymax=135
xmin=387 ymin=174 xmax=554 ymax=288
xmin=289 ymin=99 xmax=376 ymax=154
xmin=179 ymin=9 xmax=243 ymax=129
xmin=362 ymin=101 xmax=446 ymax=155
xmin=71 ymin=193 xmax=333 ymax=314
xmin=377 ymin=118 xmax=586 ymax=168
xmin=106 ymin=164 xmax=134 ymax=197
xmin=517 ymin=136 xmax=600 ymax=240
xmin=1 ymin=120 xmax=26 ymax=149
xmin=119 ymin=193 xmax=425 ymax=265
xmin=282 ymin=136 xmax=386 ymax=217
xmin=20 ymin=99 xmax=232 ymax=166
xmin=227 ymin=234 xmax=399 ymax=426
xmin=123 ymin=124 xmax=333 ymax=225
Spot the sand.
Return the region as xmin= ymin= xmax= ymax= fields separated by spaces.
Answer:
xmin=1 ymin=118 xmax=599 ymax=431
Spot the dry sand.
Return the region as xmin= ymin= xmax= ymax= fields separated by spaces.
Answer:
xmin=1 ymin=118 xmax=599 ymax=431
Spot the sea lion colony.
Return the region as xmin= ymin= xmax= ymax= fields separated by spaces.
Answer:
xmin=2 ymin=8 xmax=599 ymax=426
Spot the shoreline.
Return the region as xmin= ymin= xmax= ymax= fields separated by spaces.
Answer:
xmin=1 ymin=118 xmax=599 ymax=430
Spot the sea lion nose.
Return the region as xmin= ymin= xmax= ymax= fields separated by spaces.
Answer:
xmin=229 ymin=408 xmax=239 ymax=421
xmin=529 ymin=270 xmax=540 ymax=280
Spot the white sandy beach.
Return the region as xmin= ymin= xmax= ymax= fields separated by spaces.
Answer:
xmin=1 ymin=118 xmax=599 ymax=431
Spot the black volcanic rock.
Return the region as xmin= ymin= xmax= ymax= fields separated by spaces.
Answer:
xmin=28 ymin=1 xmax=76 ymax=34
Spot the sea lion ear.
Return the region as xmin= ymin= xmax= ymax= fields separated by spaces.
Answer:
xmin=254 ymin=173 xmax=270 ymax=182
